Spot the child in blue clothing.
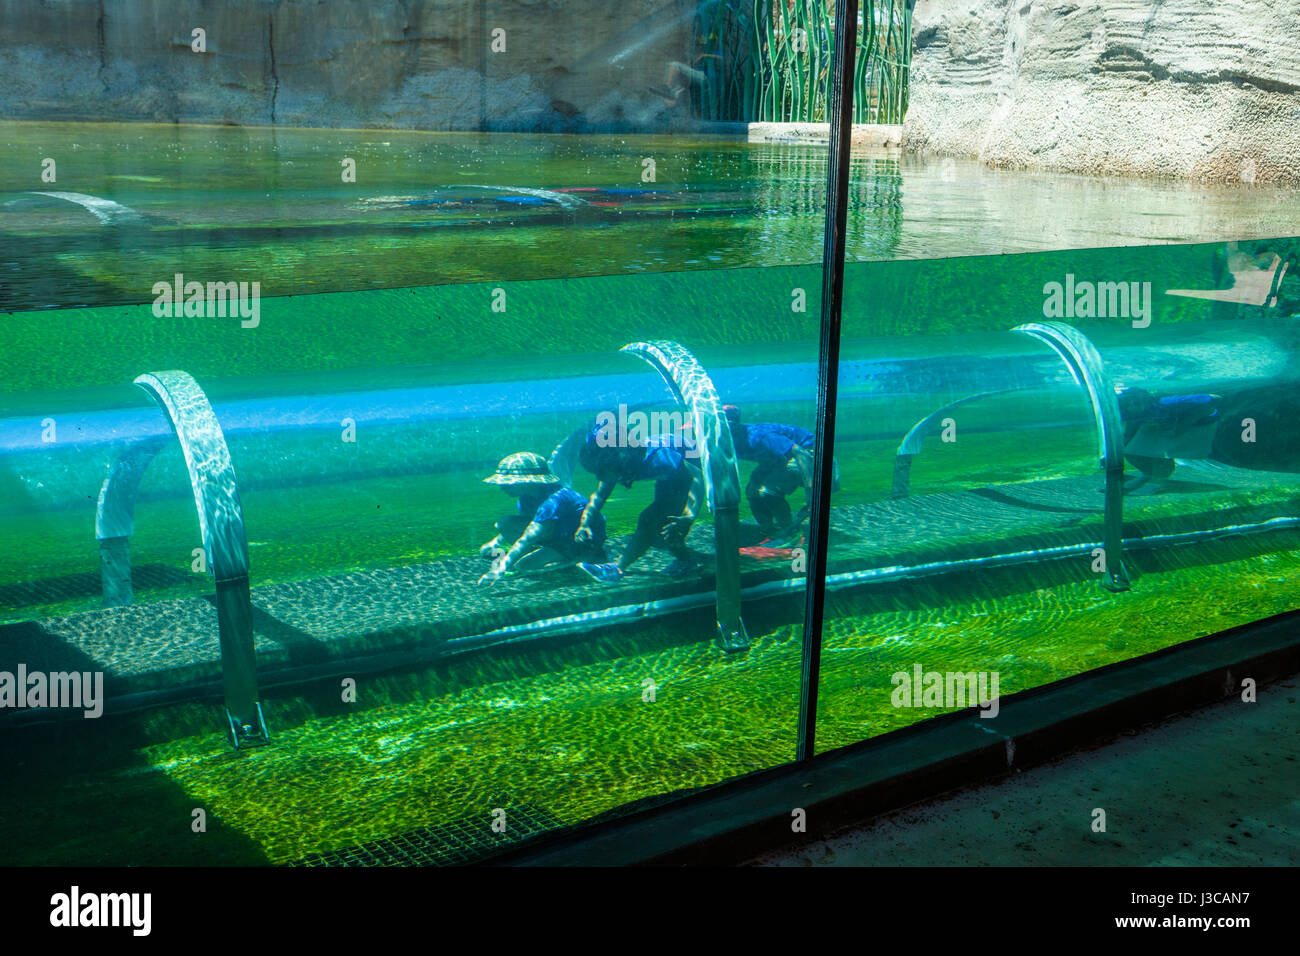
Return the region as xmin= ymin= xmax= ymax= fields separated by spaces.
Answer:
xmin=724 ymin=405 xmax=835 ymax=538
xmin=573 ymin=425 xmax=704 ymax=583
xmin=478 ymin=452 xmax=606 ymax=585
xmin=1115 ymin=387 xmax=1222 ymax=491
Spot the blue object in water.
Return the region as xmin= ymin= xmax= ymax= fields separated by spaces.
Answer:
xmin=578 ymin=562 xmax=624 ymax=584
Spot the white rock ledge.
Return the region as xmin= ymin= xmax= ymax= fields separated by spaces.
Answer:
xmin=902 ymin=0 xmax=1300 ymax=186
xmin=747 ymin=122 xmax=905 ymax=147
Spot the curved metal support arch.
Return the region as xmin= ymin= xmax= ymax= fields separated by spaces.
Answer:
xmin=1012 ymin=321 xmax=1130 ymax=592
xmin=96 ymin=435 xmax=167 ymax=607
xmin=28 ymin=190 xmax=144 ymax=226
xmin=96 ymin=370 xmax=267 ymax=746
xmin=621 ymin=341 xmax=749 ymax=653
xmin=891 ymin=388 xmax=1024 ymax=498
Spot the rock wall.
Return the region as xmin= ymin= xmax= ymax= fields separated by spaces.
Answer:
xmin=0 ymin=0 xmax=697 ymax=131
xmin=903 ymin=0 xmax=1300 ymax=184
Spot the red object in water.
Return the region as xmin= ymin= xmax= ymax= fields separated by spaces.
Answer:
xmin=740 ymin=546 xmax=794 ymax=561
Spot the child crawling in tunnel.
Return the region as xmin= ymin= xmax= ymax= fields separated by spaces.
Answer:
xmin=1115 ymin=386 xmax=1223 ymax=493
xmin=724 ymin=404 xmax=837 ymax=544
xmin=477 ymin=452 xmax=607 ymax=585
xmin=572 ymin=424 xmax=704 ymax=584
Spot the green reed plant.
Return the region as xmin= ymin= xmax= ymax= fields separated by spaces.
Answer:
xmin=696 ymin=0 xmax=911 ymax=124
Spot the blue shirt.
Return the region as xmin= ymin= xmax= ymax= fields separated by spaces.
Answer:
xmin=735 ymin=423 xmax=814 ymax=465
xmin=518 ymin=487 xmax=601 ymax=541
xmin=1146 ymin=395 xmax=1220 ymax=428
xmin=624 ymin=435 xmax=689 ymax=483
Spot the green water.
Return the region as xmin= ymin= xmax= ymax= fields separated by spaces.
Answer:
xmin=3 ymin=121 xmax=1300 ymax=866
xmin=5 ymin=532 xmax=1298 ymax=866
xmin=4 ymin=121 xmax=1298 ymax=315
xmin=1 ymin=417 xmax=1097 ymax=623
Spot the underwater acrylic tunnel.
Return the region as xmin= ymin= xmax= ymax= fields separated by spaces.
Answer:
xmin=834 ymin=314 xmax=1300 ymax=596
xmin=4 ymin=314 xmax=1300 ymax=747
xmin=0 ymin=340 xmax=765 ymax=744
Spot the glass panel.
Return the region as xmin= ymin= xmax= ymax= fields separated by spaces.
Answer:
xmin=0 ymin=3 xmax=829 ymax=865
xmin=817 ymin=235 xmax=1300 ymax=753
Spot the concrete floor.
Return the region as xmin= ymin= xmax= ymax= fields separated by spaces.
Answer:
xmin=755 ymin=672 xmax=1299 ymax=866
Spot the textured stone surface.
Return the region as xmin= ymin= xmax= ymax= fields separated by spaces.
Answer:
xmin=0 ymin=0 xmax=693 ymax=131
xmin=903 ymin=0 xmax=1300 ymax=184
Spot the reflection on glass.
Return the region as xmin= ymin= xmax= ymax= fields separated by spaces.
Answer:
xmin=817 ymin=236 xmax=1300 ymax=754
xmin=2 ymin=0 xmax=1296 ymax=867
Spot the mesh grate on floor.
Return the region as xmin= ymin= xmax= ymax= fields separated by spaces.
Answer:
xmin=290 ymin=804 xmax=565 ymax=867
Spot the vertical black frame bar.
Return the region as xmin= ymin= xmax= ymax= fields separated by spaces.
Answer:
xmin=796 ymin=0 xmax=859 ymax=761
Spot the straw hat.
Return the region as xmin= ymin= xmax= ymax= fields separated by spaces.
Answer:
xmin=483 ymin=452 xmax=562 ymax=485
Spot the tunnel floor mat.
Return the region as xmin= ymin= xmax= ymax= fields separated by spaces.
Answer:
xmin=3 ymin=460 xmax=1296 ymax=718
xmin=290 ymin=803 xmax=565 ymax=867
